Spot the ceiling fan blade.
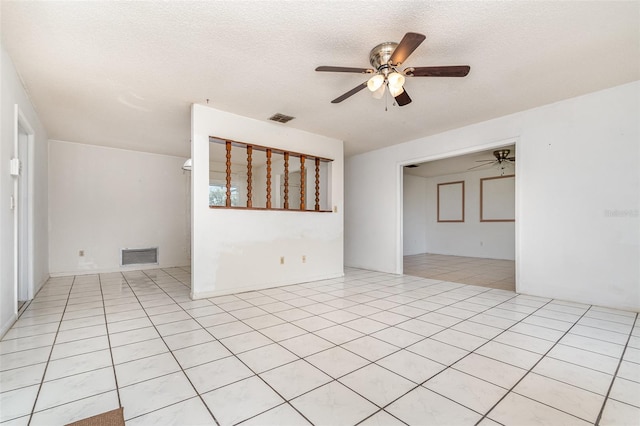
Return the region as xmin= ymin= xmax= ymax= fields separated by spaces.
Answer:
xmin=474 ymin=159 xmax=495 ymax=163
xmin=407 ymin=66 xmax=471 ymax=77
xmin=468 ymin=161 xmax=497 ymax=171
xmin=331 ymin=82 xmax=368 ymax=103
xmin=316 ymin=66 xmax=374 ymax=74
xmin=389 ymin=32 xmax=426 ymax=66
xmin=394 ymin=89 xmax=412 ymax=106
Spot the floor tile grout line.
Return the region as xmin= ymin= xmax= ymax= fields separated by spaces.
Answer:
xmin=97 ymin=274 xmax=122 ymax=409
xmin=6 ymin=317 xmax=66 ymax=331
xmin=9 ymin=268 xmax=637 ymax=426
xmin=192 ymin=272 xmax=404 ymax=418
xmin=117 ymin=270 xmax=222 ymax=426
xmin=527 ymin=344 xmax=633 ymax=376
xmin=23 ymin=388 xmax=117 ymax=422
xmin=454 ymin=357 xmax=610 ymax=401
xmin=240 ymin=277 xmax=506 ymax=350
xmin=26 ymin=275 xmax=77 ymax=425
xmin=441 ymin=320 xmax=570 ymax=385
xmin=323 ymin=285 xmax=510 ymax=358
xmin=122 ymin=395 xmax=195 ymax=423
xmin=547 ymin=339 xmax=626 ymax=359
xmin=161 ymin=268 xmax=192 ymax=289
xmin=223 ymin=285 xmax=525 ymax=421
xmin=348 ymin=293 xmax=551 ymax=423
xmin=13 ymin=276 xmax=67 ymax=323
xmin=561 ymin=320 xmax=635 ymax=336
xmin=229 ymin=401 xmax=315 ymax=426
xmin=235 ymin=284 xmax=501 ymax=371
xmin=233 ymin=280 xmax=524 ymax=378
xmin=135 ymin=269 xmax=317 ymax=426
xmin=476 ymin=304 xmax=599 ymax=425
xmin=353 ymin=408 xmax=410 ymax=426
xmin=594 ymin=312 xmax=639 ymax=425
xmin=360 ymin=297 xmax=548 ymax=425
xmin=508 ymin=322 xmax=629 ymax=346
xmin=0 ymin=337 xmax=60 ymax=358
xmin=140 ymin=269 xmax=321 ymax=426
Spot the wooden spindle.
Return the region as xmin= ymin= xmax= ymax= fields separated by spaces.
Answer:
xmin=266 ymin=149 xmax=272 ymax=209
xmin=246 ymin=145 xmax=252 ymax=208
xmin=315 ymin=157 xmax=320 ymax=211
xmin=300 ymin=155 xmax=306 ymax=210
xmin=284 ymin=152 xmax=289 ymax=209
xmin=225 ymin=141 xmax=232 ymax=207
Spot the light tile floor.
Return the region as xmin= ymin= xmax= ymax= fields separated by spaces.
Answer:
xmin=404 ymin=253 xmax=516 ymax=291
xmin=1 ymin=267 xmax=639 ymax=425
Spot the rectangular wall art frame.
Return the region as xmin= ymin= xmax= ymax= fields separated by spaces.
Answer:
xmin=480 ymin=174 xmax=515 ymax=222
xmin=437 ymin=181 xmax=465 ymax=222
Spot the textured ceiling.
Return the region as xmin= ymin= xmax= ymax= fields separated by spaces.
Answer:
xmin=2 ymin=1 xmax=639 ymax=157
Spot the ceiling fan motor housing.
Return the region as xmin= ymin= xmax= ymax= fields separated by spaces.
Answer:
xmin=369 ymin=42 xmax=398 ymax=73
xmin=494 ymin=149 xmax=511 ymax=162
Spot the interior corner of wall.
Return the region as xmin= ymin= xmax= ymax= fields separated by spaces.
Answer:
xmin=0 ymin=313 xmax=18 ymax=340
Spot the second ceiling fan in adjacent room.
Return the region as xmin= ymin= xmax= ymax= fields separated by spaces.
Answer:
xmin=316 ymin=32 xmax=471 ymax=106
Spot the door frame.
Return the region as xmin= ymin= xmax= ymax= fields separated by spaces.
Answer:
xmin=396 ymin=136 xmax=520 ymax=291
xmin=14 ymin=105 xmax=35 ymax=312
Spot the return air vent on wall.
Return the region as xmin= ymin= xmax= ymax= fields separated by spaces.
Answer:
xmin=268 ymin=113 xmax=295 ymax=123
xmin=121 ymin=247 xmax=158 ymax=266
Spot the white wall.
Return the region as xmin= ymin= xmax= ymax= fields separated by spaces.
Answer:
xmin=1 ymin=46 xmax=49 ymax=336
xmin=49 ymin=140 xmax=190 ymax=275
xmin=191 ymin=104 xmax=343 ymax=298
xmin=403 ymin=174 xmax=428 ymax=255
xmin=403 ymin=169 xmax=515 ymax=260
xmin=346 ymin=81 xmax=639 ymax=311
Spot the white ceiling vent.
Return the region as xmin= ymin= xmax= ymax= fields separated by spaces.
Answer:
xmin=269 ymin=113 xmax=295 ymax=123
xmin=121 ymin=247 xmax=158 ymax=266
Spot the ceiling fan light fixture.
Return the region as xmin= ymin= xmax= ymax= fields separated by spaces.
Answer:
xmin=387 ymin=72 xmax=405 ymax=89
xmin=372 ymin=84 xmax=386 ymax=99
xmin=316 ymin=32 xmax=469 ymax=106
xmin=367 ymin=74 xmax=385 ymax=92
xmin=389 ymin=84 xmax=404 ymax=97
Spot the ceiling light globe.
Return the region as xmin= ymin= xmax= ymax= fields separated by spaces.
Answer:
xmin=372 ymin=84 xmax=386 ymax=99
xmin=387 ymin=72 xmax=405 ymax=89
xmin=389 ymin=85 xmax=404 ymax=97
xmin=367 ymin=74 xmax=384 ymax=92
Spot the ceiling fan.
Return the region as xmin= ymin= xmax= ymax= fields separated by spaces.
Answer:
xmin=468 ymin=149 xmax=516 ymax=175
xmin=316 ymin=32 xmax=470 ymax=106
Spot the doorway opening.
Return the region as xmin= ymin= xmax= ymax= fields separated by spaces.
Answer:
xmin=401 ymin=143 xmax=517 ymax=291
xmin=15 ymin=106 xmax=35 ymax=313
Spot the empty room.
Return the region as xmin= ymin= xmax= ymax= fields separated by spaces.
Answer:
xmin=1 ymin=1 xmax=638 ymax=425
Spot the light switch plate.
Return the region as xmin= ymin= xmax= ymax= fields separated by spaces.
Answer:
xmin=9 ymin=158 xmax=20 ymax=176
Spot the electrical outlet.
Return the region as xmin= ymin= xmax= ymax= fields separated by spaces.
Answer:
xmin=280 ymin=256 xmax=285 ymax=265
xmin=302 ymin=255 xmax=306 ymax=263
xmin=79 ymin=250 xmax=85 ymax=256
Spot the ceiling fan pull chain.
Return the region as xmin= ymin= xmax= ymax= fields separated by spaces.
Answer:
xmin=385 ymin=85 xmax=388 ymax=111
